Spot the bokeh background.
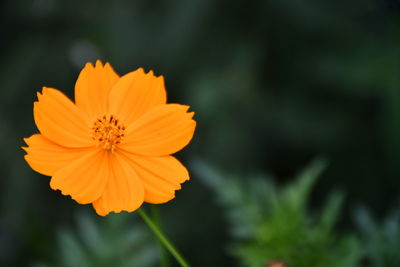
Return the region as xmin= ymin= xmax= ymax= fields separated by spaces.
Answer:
xmin=1 ymin=0 xmax=400 ymax=266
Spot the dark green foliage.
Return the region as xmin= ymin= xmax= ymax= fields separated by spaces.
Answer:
xmin=32 ymin=213 xmax=158 ymax=267
xmin=195 ymin=159 xmax=361 ymax=266
xmin=355 ymin=207 xmax=400 ymax=267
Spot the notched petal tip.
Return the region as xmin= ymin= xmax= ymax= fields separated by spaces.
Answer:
xmin=166 ymin=103 xmax=191 ymax=112
xmin=94 ymin=206 xmax=139 ymax=216
xmin=169 ymin=104 xmax=196 ymax=120
xmin=187 ymin=111 xmax=195 ymax=119
xmin=84 ymin=62 xmax=95 ymax=69
xmin=41 ymin=87 xmax=53 ymax=94
xmin=124 ymin=67 xmax=165 ymax=80
xmin=158 ymin=74 xmax=165 ymax=84
xmin=181 ymin=105 xmax=196 ymax=118
xmin=134 ymin=67 xmax=145 ymax=75
xmin=40 ymin=87 xmax=68 ymax=98
xmin=36 ymin=91 xmax=42 ymax=101
xmin=52 ymin=187 xmax=92 ymax=205
xmin=181 ymin=105 xmax=190 ymax=112
xmin=93 ymin=205 xmax=139 ymax=217
xmin=95 ymin=59 xmax=104 ymax=67
xmin=144 ymin=69 xmax=165 ymax=79
xmin=49 ymin=178 xmax=59 ymax=190
xmin=104 ymin=62 xmax=117 ymax=72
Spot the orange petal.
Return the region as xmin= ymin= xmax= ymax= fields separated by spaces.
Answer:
xmin=92 ymin=152 xmax=144 ymax=216
xmin=120 ymin=104 xmax=196 ymax=156
xmin=23 ymin=134 xmax=93 ymax=176
xmin=118 ymin=150 xmax=189 ymax=204
xmin=75 ymin=60 xmax=119 ymax=118
xmin=108 ymin=68 xmax=166 ymax=126
xmin=34 ymin=87 xmax=92 ymax=148
xmin=50 ymin=149 xmax=108 ymax=204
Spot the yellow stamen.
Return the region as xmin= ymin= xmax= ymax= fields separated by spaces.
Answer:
xmin=91 ymin=115 xmax=125 ymax=151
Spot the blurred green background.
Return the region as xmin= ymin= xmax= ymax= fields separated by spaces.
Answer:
xmin=1 ymin=0 xmax=400 ymax=266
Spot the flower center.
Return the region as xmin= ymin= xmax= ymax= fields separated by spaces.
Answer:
xmin=91 ymin=115 xmax=125 ymax=151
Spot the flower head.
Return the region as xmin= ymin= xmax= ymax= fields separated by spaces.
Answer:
xmin=23 ymin=60 xmax=196 ymax=216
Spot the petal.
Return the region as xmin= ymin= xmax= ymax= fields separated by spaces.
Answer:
xmin=34 ymin=87 xmax=92 ymax=148
xmin=75 ymin=60 xmax=119 ymax=118
xmin=50 ymin=149 xmax=108 ymax=204
xmin=118 ymin=150 xmax=189 ymax=204
xmin=120 ymin=104 xmax=196 ymax=156
xmin=23 ymin=134 xmax=93 ymax=176
xmin=108 ymin=68 xmax=166 ymax=126
xmin=92 ymin=152 xmax=144 ymax=216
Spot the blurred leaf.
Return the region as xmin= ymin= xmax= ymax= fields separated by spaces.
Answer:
xmin=318 ymin=190 xmax=344 ymax=235
xmin=76 ymin=212 xmax=104 ymax=257
xmin=281 ymin=157 xmax=327 ymax=210
xmin=39 ymin=212 xmax=158 ymax=267
xmin=58 ymin=229 xmax=90 ymax=267
xmin=354 ymin=206 xmax=400 ymax=267
xmin=195 ymin=158 xmax=361 ymax=267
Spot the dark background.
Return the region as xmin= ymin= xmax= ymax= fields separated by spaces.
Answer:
xmin=1 ymin=0 xmax=400 ymax=266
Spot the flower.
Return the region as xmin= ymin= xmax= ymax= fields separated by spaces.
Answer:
xmin=23 ymin=60 xmax=196 ymax=216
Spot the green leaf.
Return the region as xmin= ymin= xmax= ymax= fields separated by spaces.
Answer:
xmin=197 ymin=158 xmax=361 ymax=267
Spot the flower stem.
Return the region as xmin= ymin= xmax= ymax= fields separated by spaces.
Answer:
xmin=138 ymin=208 xmax=190 ymax=267
xmin=150 ymin=205 xmax=169 ymax=267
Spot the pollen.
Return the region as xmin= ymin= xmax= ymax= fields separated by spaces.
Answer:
xmin=91 ymin=115 xmax=125 ymax=151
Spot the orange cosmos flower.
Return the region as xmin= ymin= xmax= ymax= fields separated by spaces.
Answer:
xmin=23 ymin=60 xmax=196 ymax=216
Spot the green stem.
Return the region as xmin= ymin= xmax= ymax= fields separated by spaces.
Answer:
xmin=150 ymin=205 xmax=169 ymax=267
xmin=138 ymin=209 xmax=190 ymax=267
